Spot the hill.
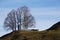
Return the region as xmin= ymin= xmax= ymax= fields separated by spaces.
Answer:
xmin=0 ymin=21 xmax=60 ymax=40
xmin=0 ymin=30 xmax=60 ymax=40
xmin=47 ymin=21 xmax=60 ymax=31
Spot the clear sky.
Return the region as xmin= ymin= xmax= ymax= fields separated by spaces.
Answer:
xmin=0 ymin=0 xmax=60 ymax=37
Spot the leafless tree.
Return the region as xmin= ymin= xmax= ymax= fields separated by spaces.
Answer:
xmin=4 ymin=9 xmax=16 ymax=31
xmin=20 ymin=6 xmax=35 ymax=30
xmin=4 ymin=6 xmax=35 ymax=31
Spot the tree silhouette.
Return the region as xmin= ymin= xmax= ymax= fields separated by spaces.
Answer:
xmin=20 ymin=6 xmax=35 ymax=30
xmin=4 ymin=6 xmax=35 ymax=31
xmin=4 ymin=9 xmax=16 ymax=31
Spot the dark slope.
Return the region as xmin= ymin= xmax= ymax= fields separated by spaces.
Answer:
xmin=0 ymin=30 xmax=60 ymax=40
xmin=47 ymin=21 xmax=60 ymax=31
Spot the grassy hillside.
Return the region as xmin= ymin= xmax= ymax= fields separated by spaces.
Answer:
xmin=0 ymin=21 xmax=60 ymax=40
xmin=0 ymin=30 xmax=60 ymax=40
xmin=47 ymin=21 xmax=60 ymax=31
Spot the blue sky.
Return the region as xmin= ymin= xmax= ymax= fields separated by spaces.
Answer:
xmin=0 ymin=0 xmax=60 ymax=37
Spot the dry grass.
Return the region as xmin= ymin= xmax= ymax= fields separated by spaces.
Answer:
xmin=0 ymin=30 xmax=60 ymax=40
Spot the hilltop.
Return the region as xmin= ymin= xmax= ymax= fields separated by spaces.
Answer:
xmin=0 ymin=30 xmax=60 ymax=40
xmin=0 ymin=21 xmax=60 ymax=40
xmin=47 ymin=21 xmax=60 ymax=31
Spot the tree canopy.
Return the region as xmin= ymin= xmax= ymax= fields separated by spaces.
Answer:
xmin=4 ymin=6 xmax=35 ymax=31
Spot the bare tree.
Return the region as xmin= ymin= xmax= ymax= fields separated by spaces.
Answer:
xmin=4 ymin=6 xmax=35 ymax=31
xmin=4 ymin=9 xmax=16 ymax=31
xmin=20 ymin=6 xmax=35 ymax=30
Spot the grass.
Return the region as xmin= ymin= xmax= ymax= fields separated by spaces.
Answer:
xmin=0 ymin=30 xmax=60 ymax=40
